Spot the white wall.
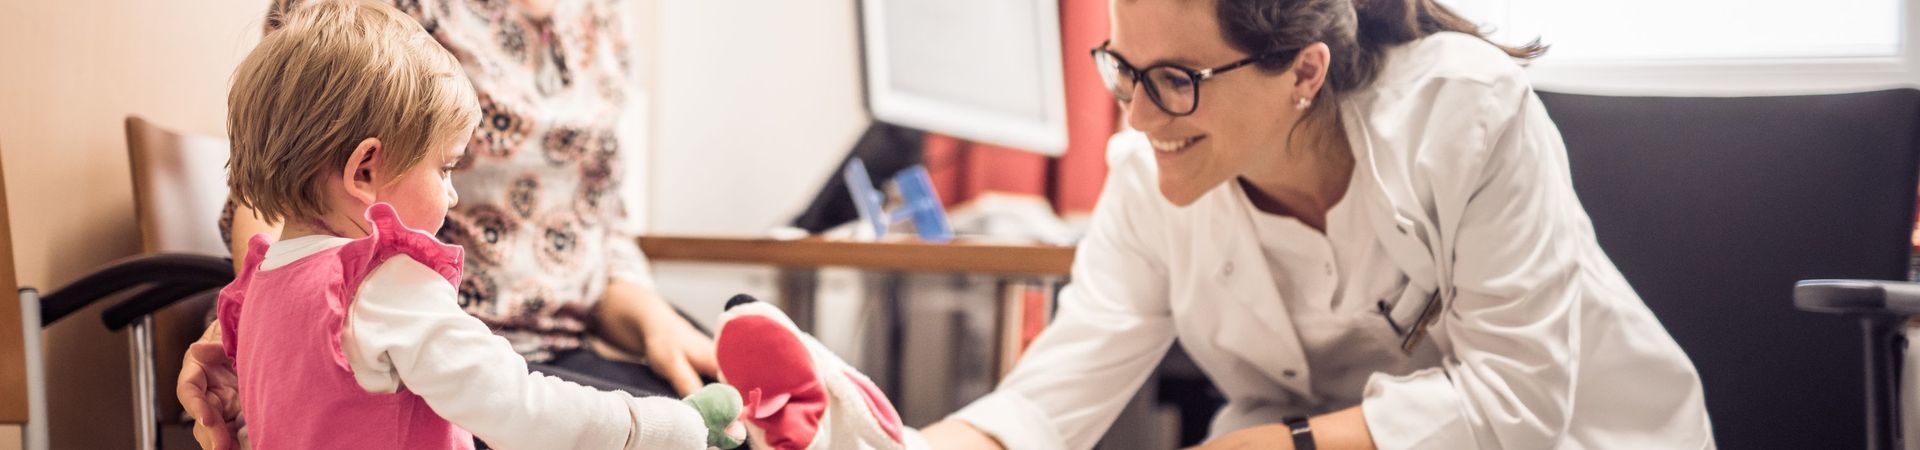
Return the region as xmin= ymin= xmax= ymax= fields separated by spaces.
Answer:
xmin=644 ymin=2 xmax=872 ymax=324
xmin=647 ymin=2 xmax=868 ymax=235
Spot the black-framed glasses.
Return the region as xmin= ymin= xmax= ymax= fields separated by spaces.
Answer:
xmin=1090 ymin=40 xmax=1300 ymax=116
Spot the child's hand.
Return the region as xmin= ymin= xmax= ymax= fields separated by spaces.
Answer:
xmin=724 ymin=420 xmax=747 ymax=448
xmin=682 ymin=383 xmax=746 ymax=449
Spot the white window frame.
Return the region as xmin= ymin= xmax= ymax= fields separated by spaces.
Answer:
xmin=1473 ymin=0 xmax=1920 ymax=96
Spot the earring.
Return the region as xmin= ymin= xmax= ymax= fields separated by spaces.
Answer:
xmin=1295 ymin=97 xmax=1312 ymax=111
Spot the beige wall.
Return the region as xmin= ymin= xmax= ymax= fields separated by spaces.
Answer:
xmin=0 ymin=0 xmax=264 ymax=448
xmin=1 ymin=424 xmax=19 ymax=450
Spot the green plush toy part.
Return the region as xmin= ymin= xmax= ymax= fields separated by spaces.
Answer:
xmin=682 ymin=383 xmax=746 ymax=449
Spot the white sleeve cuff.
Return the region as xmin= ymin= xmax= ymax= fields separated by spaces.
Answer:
xmin=1361 ymin=367 xmax=1478 ymax=450
xmin=948 ymin=391 xmax=1069 ymax=450
xmin=625 ymin=396 xmax=706 ymax=450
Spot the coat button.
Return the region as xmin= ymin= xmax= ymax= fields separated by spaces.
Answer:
xmin=1223 ymin=262 xmax=1235 ymax=277
xmin=1282 ymin=369 xmax=1298 ymax=379
xmin=1323 ymin=262 xmax=1334 ymax=275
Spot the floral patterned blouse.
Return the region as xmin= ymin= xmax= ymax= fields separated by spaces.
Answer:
xmin=225 ymin=0 xmax=653 ymax=362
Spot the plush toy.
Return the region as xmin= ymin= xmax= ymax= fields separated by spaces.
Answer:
xmin=713 ymin=294 xmax=923 ymax=450
xmin=682 ymin=383 xmax=747 ymax=449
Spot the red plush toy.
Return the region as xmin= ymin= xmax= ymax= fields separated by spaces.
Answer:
xmin=714 ymin=295 xmax=924 ymax=450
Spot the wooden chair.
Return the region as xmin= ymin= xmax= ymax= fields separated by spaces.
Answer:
xmin=0 ymin=140 xmax=42 ymax=450
xmin=123 ymin=116 xmax=234 ymax=448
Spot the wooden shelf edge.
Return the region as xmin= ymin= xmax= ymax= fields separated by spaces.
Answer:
xmin=638 ymin=235 xmax=1074 ymax=276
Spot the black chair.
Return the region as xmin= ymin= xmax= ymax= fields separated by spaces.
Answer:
xmin=1540 ymin=89 xmax=1920 ymax=449
xmin=27 ymin=253 xmax=234 ymax=450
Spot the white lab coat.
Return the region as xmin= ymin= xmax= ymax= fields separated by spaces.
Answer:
xmin=949 ymin=32 xmax=1715 ymax=450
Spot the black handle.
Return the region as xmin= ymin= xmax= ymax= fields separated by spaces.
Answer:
xmin=1794 ymin=279 xmax=1920 ymax=316
xmin=37 ymin=253 xmax=232 ymax=327
xmin=1796 ymin=278 xmax=1915 ymax=450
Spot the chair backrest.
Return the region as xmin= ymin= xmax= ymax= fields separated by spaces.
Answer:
xmin=0 ymin=140 xmax=25 ymax=427
xmin=122 ymin=116 xmax=232 ymax=445
xmin=124 ymin=116 xmax=230 ymax=256
xmin=1540 ymin=89 xmax=1920 ymax=449
xmin=0 ymin=141 xmax=43 ymax=450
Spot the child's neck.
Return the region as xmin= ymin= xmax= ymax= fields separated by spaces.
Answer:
xmin=280 ymin=214 xmax=369 ymax=241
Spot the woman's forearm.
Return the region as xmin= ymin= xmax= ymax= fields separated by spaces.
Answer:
xmin=922 ymin=420 xmax=1007 ymax=450
xmin=1190 ymin=405 xmax=1374 ymax=450
xmin=199 ymin=319 xmax=221 ymax=343
xmin=226 ymin=203 xmax=283 ymax=274
xmin=592 ymin=279 xmax=663 ymax=355
xmin=1310 ymin=406 xmax=1376 ymax=450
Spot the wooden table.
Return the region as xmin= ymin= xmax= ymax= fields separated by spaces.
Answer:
xmin=638 ymin=235 xmax=1076 ymax=409
xmin=637 ymin=235 xmax=1075 ymax=276
xmin=638 ymin=235 xmax=1075 ymax=329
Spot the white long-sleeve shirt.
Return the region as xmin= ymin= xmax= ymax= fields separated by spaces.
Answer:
xmin=259 ymin=235 xmax=706 ymax=450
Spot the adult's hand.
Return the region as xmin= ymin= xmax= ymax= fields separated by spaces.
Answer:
xmin=637 ymin=304 xmax=718 ymax=396
xmin=598 ymin=280 xmax=717 ymax=396
xmin=179 ymin=326 xmax=243 ymax=450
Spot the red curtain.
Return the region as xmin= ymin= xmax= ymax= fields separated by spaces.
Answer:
xmin=925 ymin=0 xmax=1116 ymax=219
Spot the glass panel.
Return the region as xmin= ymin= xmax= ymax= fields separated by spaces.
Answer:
xmin=1441 ymin=0 xmax=1902 ymax=61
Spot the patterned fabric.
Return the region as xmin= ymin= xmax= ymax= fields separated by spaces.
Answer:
xmin=227 ymin=0 xmax=652 ymax=362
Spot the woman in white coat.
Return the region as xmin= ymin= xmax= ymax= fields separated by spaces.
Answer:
xmin=918 ymin=0 xmax=1715 ymax=448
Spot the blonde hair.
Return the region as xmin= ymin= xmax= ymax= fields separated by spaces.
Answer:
xmin=226 ymin=0 xmax=479 ymax=224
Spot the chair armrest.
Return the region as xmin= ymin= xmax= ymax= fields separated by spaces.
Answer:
xmin=101 ymin=284 xmax=220 ymax=331
xmin=1793 ymin=279 xmax=1920 ymax=316
xmin=37 ymin=253 xmax=232 ymax=327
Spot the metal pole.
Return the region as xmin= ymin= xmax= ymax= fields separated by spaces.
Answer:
xmin=128 ymin=316 xmax=157 ymax=450
xmin=1862 ymin=315 xmax=1905 ymax=450
xmin=20 ymin=289 xmax=47 ymax=450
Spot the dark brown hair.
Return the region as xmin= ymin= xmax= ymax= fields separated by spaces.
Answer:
xmin=1216 ymin=0 xmax=1546 ymax=95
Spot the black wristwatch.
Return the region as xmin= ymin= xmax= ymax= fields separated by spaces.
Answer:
xmin=1284 ymin=416 xmax=1315 ymax=450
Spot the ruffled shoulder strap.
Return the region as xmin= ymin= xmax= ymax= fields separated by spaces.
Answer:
xmin=218 ymin=233 xmax=276 ymax=359
xmin=327 ymin=203 xmax=465 ymax=371
xmin=339 ymin=203 xmax=464 ymax=286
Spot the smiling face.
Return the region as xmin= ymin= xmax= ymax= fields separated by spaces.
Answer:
xmin=1110 ymin=0 xmax=1323 ymax=206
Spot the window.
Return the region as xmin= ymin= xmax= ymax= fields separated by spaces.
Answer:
xmin=1441 ymin=0 xmax=1918 ymax=94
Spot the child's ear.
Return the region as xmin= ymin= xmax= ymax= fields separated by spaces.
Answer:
xmin=341 ymin=138 xmax=382 ymax=206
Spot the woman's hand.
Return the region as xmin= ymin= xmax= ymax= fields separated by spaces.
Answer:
xmin=598 ymin=280 xmax=718 ymax=396
xmin=1187 ymin=407 xmax=1373 ymax=450
xmin=178 ymin=325 xmax=243 ymax=450
xmin=636 ymin=300 xmax=718 ymax=396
